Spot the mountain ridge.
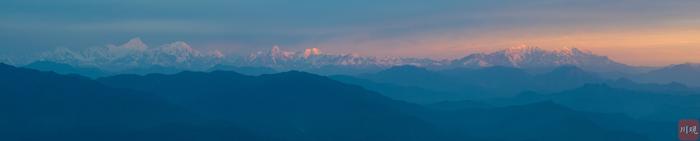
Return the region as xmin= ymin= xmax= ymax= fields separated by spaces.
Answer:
xmin=451 ymin=45 xmax=635 ymax=72
xmin=31 ymin=38 xmax=652 ymax=74
xmin=0 ymin=63 xmax=666 ymax=141
xmin=634 ymin=63 xmax=700 ymax=86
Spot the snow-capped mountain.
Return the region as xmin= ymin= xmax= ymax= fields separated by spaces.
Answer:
xmin=241 ymin=46 xmax=447 ymax=70
xmin=37 ymin=38 xmax=639 ymax=73
xmin=451 ymin=45 xmax=634 ymax=72
xmin=38 ymin=38 xmax=446 ymax=72
xmin=40 ymin=38 xmax=224 ymax=71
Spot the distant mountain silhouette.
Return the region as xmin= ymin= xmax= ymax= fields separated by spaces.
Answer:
xmin=97 ymin=70 xmax=442 ymax=141
xmin=606 ymin=78 xmax=700 ymax=95
xmin=97 ymin=69 xmax=652 ymax=140
xmin=486 ymin=84 xmax=700 ymax=121
xmin=552 ymin=84 xmax=700 ymax=121
xmin=358 ymin=65 xmax=490 ymax=99
xmin=424 ymin=101 xmax=650 ymax=141
xmin=350 ymin=65 xmax=609 ymax=100
xmin=533 ymin=65 xmax=605 ymax=92
xmin=207 ymin=64 xmax=278 ymax=75
xmin=437 ymin=66 xmax=537 ymax=94
xmin=305 ymin=65 xmax=384 ymax=75
xmin=21 ymin=61 xmax=191 ymax=78
xmin=362 ymin=65 xmax=453 ymax=88
xmin=635 ymin=63 xmax=700 ymax=86
xmin=2 ymin=63 xmax=666 ymax=140
xmin=425 ymin=100 xmax=493 ymax=111
xmin=117 ymin=65 xmax=184 ymax=75
xmin=23 ymin=61 xmax=109 ymax=78
xmin=330 ymin=75 xmax=457 ymax=104
xmin=0 ymin=63 xmax=266 ymax=141
xmin=481 ymin=83 xmax=699 ymax=140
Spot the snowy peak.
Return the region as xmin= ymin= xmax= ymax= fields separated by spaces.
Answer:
xmin=210 ymin=50 xmax=225 ymax=58
xmin=247 ymin=46 xmax=297 ymax=65
xmin=500 ymin=45 xmax=547 ymax=66
xmin=501 ymin=45 xmax=592 ymax=56
xmin=304 ymin=48 xmax=321 ymax=58
xmin=452 ymin=45 xmax=629 ymax=72
xmin=121 ymin=37 xmax=148 ymax=51
xmin=39 ymin=38 xmax=223 ymax=71
xmin=270 ymin=46 xmax=282 ymax=54
xmin=270 ymin=46 xmax=296 ymax=58
xmin=161 ymin=41 xmax=196 ymax=54
xmin=242 ymin=46 xmax=447 ymax=69
xmin=500 ymin=45 xmax=592 ymax=59
xmin=36 ymin=38 xmax=635 ymax=73
xmin=157 ymin=41 xmax=202 ymax=63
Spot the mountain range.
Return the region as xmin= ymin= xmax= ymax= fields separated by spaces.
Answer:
xmin=34 ymin=38 xmax=442 ymax=73
xmin=331 ymin=65 xmax=700 ymax=104
xmin=3 ymin=38 xmax=698 ymax=141
xmin=0 ymin=63 xmax=237 ymax=141
xmin=450 ymin=45 xmax=644 ymax=73
xmin=23 ymin=61 xmax=109 ymax=78
xmin=38 ymin=38 xmax=225 ymax=72
xmin=26 ymin=38 xmax=700 ymax=87
xmin=27 ymin=37 xmax=665 ymax=75
xmin=633 ymin=63 xmax=700 ymax=86
xmin=1 ymin=63 xmax=662 ymax=141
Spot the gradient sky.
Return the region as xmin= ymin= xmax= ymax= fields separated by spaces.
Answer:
xmin=1 ymin=0 xmax=699 ymax=66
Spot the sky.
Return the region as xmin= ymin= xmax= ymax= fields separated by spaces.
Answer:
xmin=1 ymin=0 xmax=699 ymax=66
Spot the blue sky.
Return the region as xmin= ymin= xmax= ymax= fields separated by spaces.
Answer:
xmin=1 ymin=0 xmax=699 ymax=66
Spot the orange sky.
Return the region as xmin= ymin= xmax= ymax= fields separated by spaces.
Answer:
xmin=311 ymin=22 xmax=700 ymax=67
xmin=3 ymin=0 xmax=699 ymax=67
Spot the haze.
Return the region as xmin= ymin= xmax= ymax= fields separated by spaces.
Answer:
xmin=1 ymin=0 xmax=699 ymax=66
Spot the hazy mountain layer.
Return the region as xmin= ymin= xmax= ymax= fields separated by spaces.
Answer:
xmin=1 ymin=63 xmax=655 ymax=141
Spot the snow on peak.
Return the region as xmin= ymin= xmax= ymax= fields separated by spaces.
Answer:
xmin=452 ymin=45 xmax=627 ymax=71
xmin=241 ymin=46 xmax=447 ymax=69
xmin=210 ymin=50 xmax=225 ymax=58
xmin=155 ymin=41 xmax=207 ymax=63
xmin=554 ymin=47 xmax=590 ymax=56
xmin=122 ymin=37 xmax=148 ymax=51
xmin=502 ymin=45 xmax=546 ymax=66
xmin=162 ymin=41 xmax=195 ymax=53
xmin=304 ymin=48 xmax=321 ymax=58
xmin=272 ymin=46 xmax=296 ymax=57
xmin=39 ymin=38 xmax=224 ymax=71
xmin=271 ymin=45 xmax=281 ymax=53
xmin=246 ymin=46 xmax=298 ymax=65
xmin=36 ymin=39 xmax=629 ymax=73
